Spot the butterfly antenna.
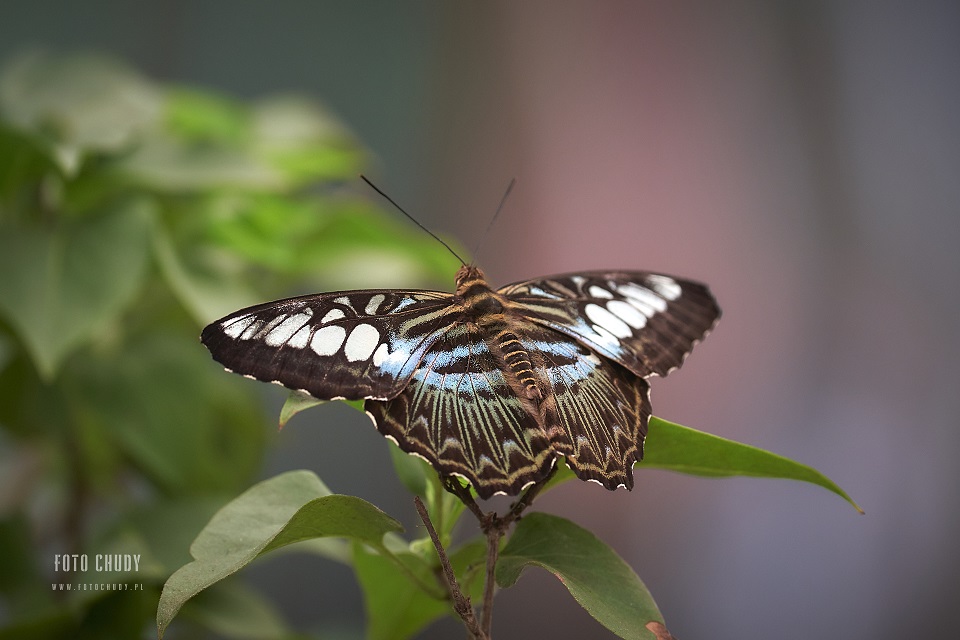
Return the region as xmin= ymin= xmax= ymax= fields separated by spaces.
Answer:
xmin=471 ymin=178 xmax=516 ymax=263
xmin=360 ymin=175 xmax=466 ymax=266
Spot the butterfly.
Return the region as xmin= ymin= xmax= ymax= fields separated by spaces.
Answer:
xmin=201 ymin=263 xmax=720 ymax=499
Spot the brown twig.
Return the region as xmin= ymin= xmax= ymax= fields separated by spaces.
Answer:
xmin=414 ymin=496 xmax=487 ymax=640
xmin=440 ymin=466 xmax=559 ymax=638
xmin=444 ymin=477 xmax=486 ymax=521
xmin=480 ymin=520 xmax=504 ymax=635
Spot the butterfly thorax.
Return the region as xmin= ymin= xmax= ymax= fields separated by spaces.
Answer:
xmin=454 ymin=265 xmax=543 ymax=402
xmin=455 ymin=265 xmax=506 ymax=319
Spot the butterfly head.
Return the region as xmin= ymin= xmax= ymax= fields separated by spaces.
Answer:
xmin=455 ymin=264 xmax=489 ymax=292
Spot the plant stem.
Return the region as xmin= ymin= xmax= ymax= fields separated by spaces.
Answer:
xmin=439 ymin=466 xmax=559 ymax=638
xmin=420 ymin=467 xmax=559 ymax=637
xmin=414 ymin=496 xmax=487 ymax=640
xmin=480 ymin=523 xmax=501 ymax=636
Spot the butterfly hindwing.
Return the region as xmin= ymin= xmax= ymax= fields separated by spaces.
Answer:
xmin=365 ymin=322 xmax=556 ymax=499
xmin=201 ymin=289 xmax=454 ymax=401
xmin=499 ymin=271 xmax=720 ymax=378
xmin=525 ymin=325 xmax=651 ymax=491
xmin=367 ymin=319 xmax=652 ymax=498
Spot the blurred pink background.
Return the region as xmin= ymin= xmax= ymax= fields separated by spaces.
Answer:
xmin=4 ymin=2 xmax=958 ymax=638
xmin=421 ymin=4 xmax=960 ymax=638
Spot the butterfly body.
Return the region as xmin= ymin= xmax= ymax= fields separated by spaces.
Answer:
xmin=202 ymin=265 xmax=719 ymax=499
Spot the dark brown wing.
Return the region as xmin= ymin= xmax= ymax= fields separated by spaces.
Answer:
xmin=365 ymin=321 xmax=555 ymax=499
xmin=500 ymin=271 xmax=719 ymax=378
xmin=201 ymin=289 xmax=453 ymax=401
xmin=366 ymin=320 xmax=651 ymax=498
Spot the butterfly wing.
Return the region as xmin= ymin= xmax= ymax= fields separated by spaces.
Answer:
xmin=526 ymin=326 xmax=651 ymax=491
xmin=365 ymin=321 xmax=556 ymax=499
xmin=366 ymin=318 xmax=652 ymax=498
xmin=201 ymin=289 xmax=454 ymax=401
xmin=202 ymin=269 xmax=719 ymax=498
xmin=500 ymin=271 xmax=720 ymax=378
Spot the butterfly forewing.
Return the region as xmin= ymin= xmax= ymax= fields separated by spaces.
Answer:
xmin=499 ymin=271 xmax=720 ymax=378
xmin=201 ymin=289 xmax=454 ymax=401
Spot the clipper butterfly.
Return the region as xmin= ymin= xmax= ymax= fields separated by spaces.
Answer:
xmin=201 ymin=263 xmax=719 ymax=499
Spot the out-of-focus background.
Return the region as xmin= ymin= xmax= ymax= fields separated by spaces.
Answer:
xmin=2 ymin=1 xmax=958 ymax=639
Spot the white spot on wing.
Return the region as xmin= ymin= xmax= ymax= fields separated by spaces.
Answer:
xmin=585 ymin=303 xmax=632 ymax=338
xmin=310 ymin=325 xmax=346 ymax=356
xmin=617 ymin=283 xmax=667 ymax=314
xmin=372 ymin=342 xmax=390 ymax=366
xmin=605 ymin=299 xmax=647 ymax=329
xmin=365 ymin=294 xmax=385 ymax=315
xmin=240 ymin=319 xmax=265 ymax=340
xmin=344 ymin=324 xmax=380 ymax=361
xmin=321 ymin=308 xmax=346 ymax=324
xmin=288 ymin=325 xmax=311 ymax=349
xmin=222 ymin=315 xmax=255 ymax=339
xmin=645 ymin=274 xmax=682 ymax=300
xmin=588 ymin=285 xmax=613 ymax=299
xmin=264 ymin=312 xmax=313 ymax=347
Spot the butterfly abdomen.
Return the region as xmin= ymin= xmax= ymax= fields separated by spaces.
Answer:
xmin=453 ymin=268 xmax=545 ymax=403
xmin=495 ymin=330 xmax=543 ymax=401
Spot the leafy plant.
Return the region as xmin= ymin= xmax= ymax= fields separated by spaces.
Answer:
xmin=0 ymin=51 xmax=454 ymax=639
xmin=157 ymin=413 xmax=858 ymax=640
xmin=0 ymin=52 xmax=859 ymax=640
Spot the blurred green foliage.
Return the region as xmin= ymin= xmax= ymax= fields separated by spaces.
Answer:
xmin=0 ymin=51 xmax=457 ymax=639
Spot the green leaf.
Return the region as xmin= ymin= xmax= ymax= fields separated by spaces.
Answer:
xmin=0 ymin=125 xmax=56 ymax=208
xmin=353 ymin=545 xmax=447 ymax=640
xmin=0 ymin=607 xmax=76 ymax=640
xmin=294 ymin=203 xmax=463 ymax=290
xmin=251 ymin=97 xmax=364 ymax=184
xmin=179 ymin=580 xmax=293 ymax=640
xmin=0 ymin=201 xmax=152 ymax=379
xmin=64 ymin=333 xmax=265 ymax=495
xmin=353 ymin=537 xmax=485 ymax=640
xmin=0 ymin=52 xmax=162 ymax=175
xmin=388 ymin=440 xmax=430 ymax=497
xmin=118 ymin=135 xmax=283 ymax=192
xmin=278 ymin=390 xmax=328 ymax=429
xmin=642 ymin=417 xmax=862 ymax=512
xmin=497 ymin=513 xmax=666 ymax=640
xmin=201 ymin=194 xmax=331 ymax=275
xmin=386 ymin=442 xmax=466 ymax=547
xmin=157 ymin=470 xmax=403 ymax=638
xmin=548 ymin=417 xmax=862 ymax=513
xmin=278 ymin=390 xmax=364 ymax=429
xmin=165 ymin=88 xmax=250 ymax=146
xmin=151 ymin=213 xmax=260 ymax=324
xmin=117 ymin=497 xmax=236 ymax=573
